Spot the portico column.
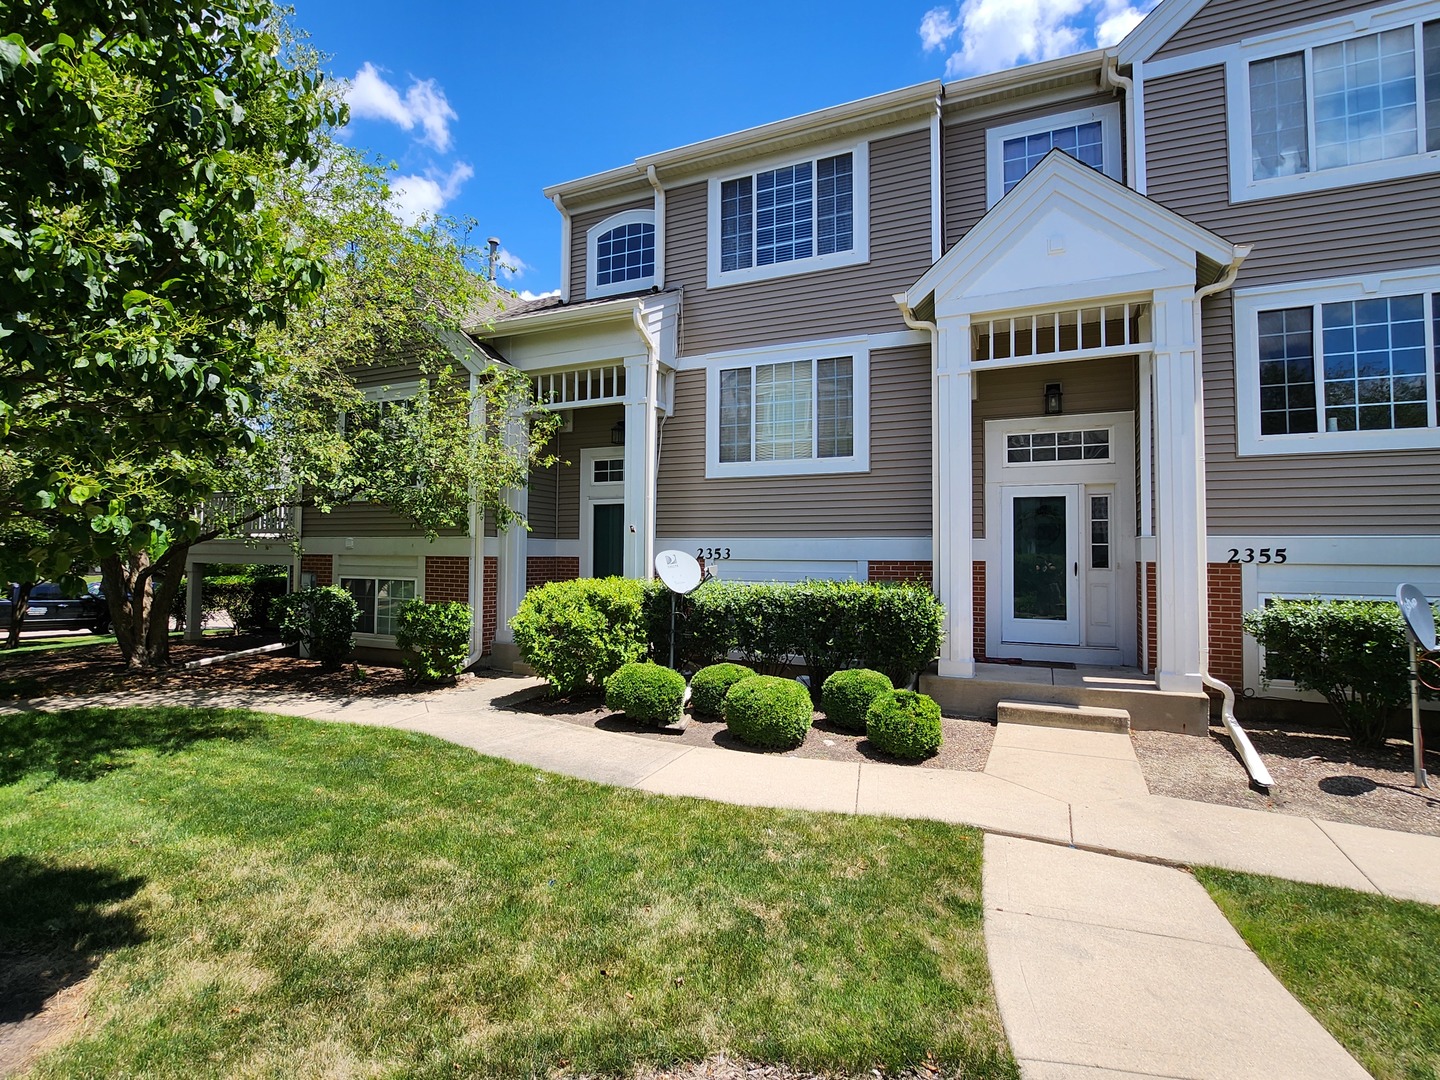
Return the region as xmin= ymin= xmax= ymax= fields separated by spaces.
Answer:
xmin=492 ymin=417 xmax=529 ymax=647
xmin=622 ymin=352 xmax=658 ymax=579
xmin=184 ymin=559 xmax=206 ymax=643
xmin=935 ymin=313 xmax=975 ymax=678
xmin=1151 ymin=285 xmax=1206 ymax=693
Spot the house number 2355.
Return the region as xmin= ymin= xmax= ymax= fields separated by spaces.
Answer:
xmin=1227 ymin=547 xmax=1287 ymax=564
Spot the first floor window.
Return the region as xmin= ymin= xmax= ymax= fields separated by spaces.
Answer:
xmin=1257 ymin=293 xmax=1435 ymax=435
xmin=718 ymin=356 xmax=853 ymax=464
xmin=341 ymin=577 xmax=416 ymax=636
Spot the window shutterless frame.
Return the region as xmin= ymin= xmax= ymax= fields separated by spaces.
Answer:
xmin=983 ymin=102 xmax=1122 ymax=207
xmin=586 ymin=208 xmax=657 ymax=299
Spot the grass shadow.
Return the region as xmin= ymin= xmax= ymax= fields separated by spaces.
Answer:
xmin=0 ymin=856 xmax=148 ymax=1024
xmin=0 ymin=706 xmax=262 ymax=786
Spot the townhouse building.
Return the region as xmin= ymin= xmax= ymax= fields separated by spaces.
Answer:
xmin=192 ymin=0 xmax=1440 ymax=731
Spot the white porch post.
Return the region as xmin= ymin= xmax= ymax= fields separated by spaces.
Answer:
xmin=492 ymin=417 xmax=529 ymax=647
xmin=935 ymin=313 xmax=976 ymax=678
xmin=1150 ymin=286 xmax=1206 ymax=693
xmin=622 ymin=352 xmax=658 ymax=580
xmin=184 ymin=559 xmax=206 ymax=643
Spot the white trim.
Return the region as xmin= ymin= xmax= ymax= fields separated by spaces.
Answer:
xmin=655 ymin=536 xmax=931 ymax=562
xmin=705 ymin=138 xmax=870 ymax=289
xmin=580 ymin=446 xmax=626 ymax=579
xmin=673 ymin=328 xmax=925 ymax=372
xmin=1115 ymin=0 xmax=1207 ymax=66
xmin=1132 ymin=58 xmax=1149 ymax=194
xmin=553 ymin=194 xmax=572 ymax=305
xmin=1224 ymin=2 xmax=1440 ymax=203
xmin=1233 ymin=266 xmax=1440 ymax=457
xmin=984 ymin=102 xmax=1123 ymax=208
xmin=702 ymin=337 xmax=871 ymax=479
xmin=930 ymin=97 xmax=943 ymax=261
xmin=526 ymin=539 xmax=582 ymax=559
xmin=586 ymin=208 xmax=657 ymax=299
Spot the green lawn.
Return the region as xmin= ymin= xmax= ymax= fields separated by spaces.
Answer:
xmin=0 ymin=707 xmax=1016 ymax=1079
xmin=1197 ymin=868 xmax=1440 ymax=1080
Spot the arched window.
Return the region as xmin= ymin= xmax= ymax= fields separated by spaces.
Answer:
xmin=587 ymin=208 xmax=656 ymax=297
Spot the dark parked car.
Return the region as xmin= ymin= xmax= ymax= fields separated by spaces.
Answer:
xmin=1 ymin=582 xmax=110 ymax=634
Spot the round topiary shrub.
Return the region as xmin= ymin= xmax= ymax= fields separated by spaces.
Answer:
xmin=821 ymin=668 xmax=894 ymax=732
xmin=605 ymin=662 xmax=687 ymax=726
xmin=723 ymin=675 xmax=813 ymax=750
xmin=866 ymin=690 xmax=943 ymax=760
xmin=689 ymin=662 xmax=757 ymax=716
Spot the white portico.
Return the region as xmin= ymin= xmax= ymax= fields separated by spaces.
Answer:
xmin=899 ymin=151 xmax=1245 ymax=697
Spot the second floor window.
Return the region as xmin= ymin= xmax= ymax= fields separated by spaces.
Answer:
xmin=984 ymin=104 xmax=1121 ymax=206
xmin=587 ymin=208 xmax=656 ymax=298
xmin=720 ymin=152 xmax=854 ymax=272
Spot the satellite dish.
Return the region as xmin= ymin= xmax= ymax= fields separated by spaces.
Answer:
xmin=1397 ymin=583 xmax=1437 ymax=652
xmin=655 ymin=549 xmax=703 ymax=595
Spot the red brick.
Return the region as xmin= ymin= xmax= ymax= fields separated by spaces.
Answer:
xmin=300 ymin=554 xmax=332 ymax=587
xmin=526 ymin=557 xmax=580 ymax=591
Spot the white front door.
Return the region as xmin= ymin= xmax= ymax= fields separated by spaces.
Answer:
xmin=1001 ymin=485 xmax=1081 ymax=645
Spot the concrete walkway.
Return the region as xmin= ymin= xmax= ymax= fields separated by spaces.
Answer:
xmin=9 ymin=676 xmax=1438 ymax=1080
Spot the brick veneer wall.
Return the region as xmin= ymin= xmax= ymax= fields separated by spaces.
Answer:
xmin=973 ymin=560 xmax=988 ymax=663
xmin=526 ymin=556 xmax=580 ymax=590
xmin=300 ymin=554 xmax=332 ymax=587
xmin=1143 ymin=562 xmax=1157 ymax=674
xmin=1207 ymin=562 xmax=1244 ymax=690
xmin=482 ymin=556 xmax=497 ymax=656
xmin=867 ymin=560 xmax=933 ymax=586
xmin=424 ymin=555 xmax=469 ymax=604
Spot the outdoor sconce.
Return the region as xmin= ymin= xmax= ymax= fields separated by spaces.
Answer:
xmin=1044 ymin=382 xmax=1064 ymax=415
xmin=611 ymin=420 xmax=626 ymax=445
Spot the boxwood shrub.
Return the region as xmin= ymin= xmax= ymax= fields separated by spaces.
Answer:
xmin=866 ymin=690 xmax=943 ymax=760
xmin=723 ymin=675 xmax=813 ymax=750
xmin=274 ymin=585 xmax=358 ymax=671
xmin=821 ymin=668 xmax=894 ymax=732
xmin=689 ymin=662 xmax=757 ymax=717
xmin=510 ymin=577 xmax=648 ymax=695
xmin=605 ymin=662 xmax=687 ymax=725
xmin=395 ymin=599 xmax=472 ymax=684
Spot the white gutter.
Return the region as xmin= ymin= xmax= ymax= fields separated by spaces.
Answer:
xmin=893 ymin=293 xmax=941 ymax=600
xmin=1100 ymin=55 xmax=1139 ymax=194
xmin=551 ymin=193 xmax=572 ymax=304
xmin=633 ymin=303 xmax=661 ymax=580
xmin=464 ymin=368 xmax=488 ymax=669
xmin=646 ymin=166 xmax=666 ymax=289
xmin=1192 ymin=244 xmax=1271 ymax=790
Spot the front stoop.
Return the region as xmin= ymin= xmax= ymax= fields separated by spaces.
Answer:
xmin=921 ymin=663 xmax=1209 ymax=734
xmin=997 ymin=699 xmax=1130 ymax=733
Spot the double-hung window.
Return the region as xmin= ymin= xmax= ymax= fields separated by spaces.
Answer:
xmin=706 ymin=341 xmax=870 ymax=477
xmin=340 ymin=577 xmax=417 ymax=636
xmin=1235 ymin=267 xmax=1440 ymax=455
xmin=587 ymin=209 xmax=656 ymax=298
xmin=984 ymin=104 xmax=1122 ymax=206
xmin=707 ymin=143 xmax=869 ymax=287
xmin=1233 ymin=14 xmax=1440 ymax=200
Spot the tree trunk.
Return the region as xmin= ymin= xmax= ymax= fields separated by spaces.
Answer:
xmin=101 ymin=545 xmax=190 ymax=670
xmin=4 ymin=582 xmax=34 ymax=649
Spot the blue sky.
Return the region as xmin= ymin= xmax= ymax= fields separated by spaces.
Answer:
xmin=289 ymin=0 xmax=1156 ymax=297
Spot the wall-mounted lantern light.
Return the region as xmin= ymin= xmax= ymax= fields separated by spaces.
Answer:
xmin=611 ymin=420 xmax=626 ymax=445
xmin=1044 ymin=382 xmax=1064 ymax=416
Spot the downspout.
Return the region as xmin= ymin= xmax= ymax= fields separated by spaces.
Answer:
xmin=464 ymin=367 xmax=488 ymax=669
xmin=1192 ymin=244 xmax=1271 ymax=789
xmin=634 ymin=303 xmax=660 ymax=579
xmin=895 ymin=293 xmax=941 ymax=688
xmin=551 ymin=193 xmax=572 ymax=303
xmin=646 ymin=166 xmax=666 ymax=289
xmin=1100 ymin=55 xmax=1138 ymax=192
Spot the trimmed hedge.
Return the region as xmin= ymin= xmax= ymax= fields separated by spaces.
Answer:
xmin=689 ymin=662 xmax=757 ymax=717
xmin=822 ymin=668 xmax=894 ymax=733
xmin=172 ymin=566 xmax=288 ymax=631
xmin=395 ymin=600 xmax=472 ymax=684
xmin=274 ymin=585 xmax=358 ymax=671
xmin=723 ymin=675 xmax=813 ymax=750
xmin=511 ymin=577 xmax=648 ymax=695
xmin=605 ymin=662 xmax=686 ymax=725
xmin=866 ymin=690 xmax=943 ymax=761
xmin=645 ymin=579 xmax=944 ymax=691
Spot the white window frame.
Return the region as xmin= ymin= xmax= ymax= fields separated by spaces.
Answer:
xmin=339 ymin=575 xmax=418 ymax=640
xmin=984 ymin=102 xmax=1123 ymax=207
xmin=586 ymin=208 xmax=656 ymax=299
xmin=1226 ymin=0 xmax=1440 ymax=203
xmin=1234 ymin=265 xmax=1440 ymax=456
xmin=703 ymin=336 xmax=871 ymax=479
xmin=705 ymin=139 xmax=870 ymax=289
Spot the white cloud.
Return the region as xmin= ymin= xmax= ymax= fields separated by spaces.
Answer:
xmin=389 ymin=161 xmax=474 ymax=225
xmin=518 ymin=289 xmax=561 ymax=302
xmin=495 ymin=248 xmax=530 ymax=283
xmin=344 ymin=62 xmax=459 ymax=153
xmin=919 ymin=0 xmax=1159 ymax=78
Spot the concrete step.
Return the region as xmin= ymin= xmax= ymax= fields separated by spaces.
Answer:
xmin=996 ymin=699 xmax=1131 ymax=733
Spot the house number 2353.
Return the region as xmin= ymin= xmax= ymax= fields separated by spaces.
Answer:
xmin=1227 ymin=547 xmax=1287 ymax=564
xmin=697 ymin=547 xmax=731 ymax=561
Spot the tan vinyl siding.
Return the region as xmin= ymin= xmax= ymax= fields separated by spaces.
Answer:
xmin=529 ymin=405 xmax=625 ymax=541
xmin=656 ymin=344 xmax=931 ymax=536
xmin=1146 ymin=68 xmax=1440 ymax=288
xmin=971 ymin=358 xmax=1138 ymax=537
xmin=667 ymin=130 xmax=932 ymax=357
xmin=302 ymin=504 xmax=452 ymax=538
xmin=1154 ymin=0 xmax=1380 ymax=60
xmin=570 ymin=198 xmax=653 ymax=302
xmin=1145 ymin=67 xmax=1440 ymax=532
xmin=943 ymin=92 xmax=1118 ymax=249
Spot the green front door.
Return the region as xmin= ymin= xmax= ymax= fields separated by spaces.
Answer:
xmin=593 ymin=503 xmax=624 ymax=578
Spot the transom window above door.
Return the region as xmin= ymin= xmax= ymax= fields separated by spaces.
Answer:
xmin=1006 ymin=428 xmax=1112 ymax=464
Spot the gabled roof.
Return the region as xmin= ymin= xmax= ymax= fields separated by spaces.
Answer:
xmin=903 ymin=149 xmax=1239 ymax=315
xmin=1115 ymin=0 xmax=1208 ymax=66
xmin=466 ymin=287 xmax=675 ymax=338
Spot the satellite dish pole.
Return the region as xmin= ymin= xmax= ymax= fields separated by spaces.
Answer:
xmin=1396 ymin=583 xmax=1435 ymax=789
xmin=655 ymin=549 xmax=706 ymax=670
